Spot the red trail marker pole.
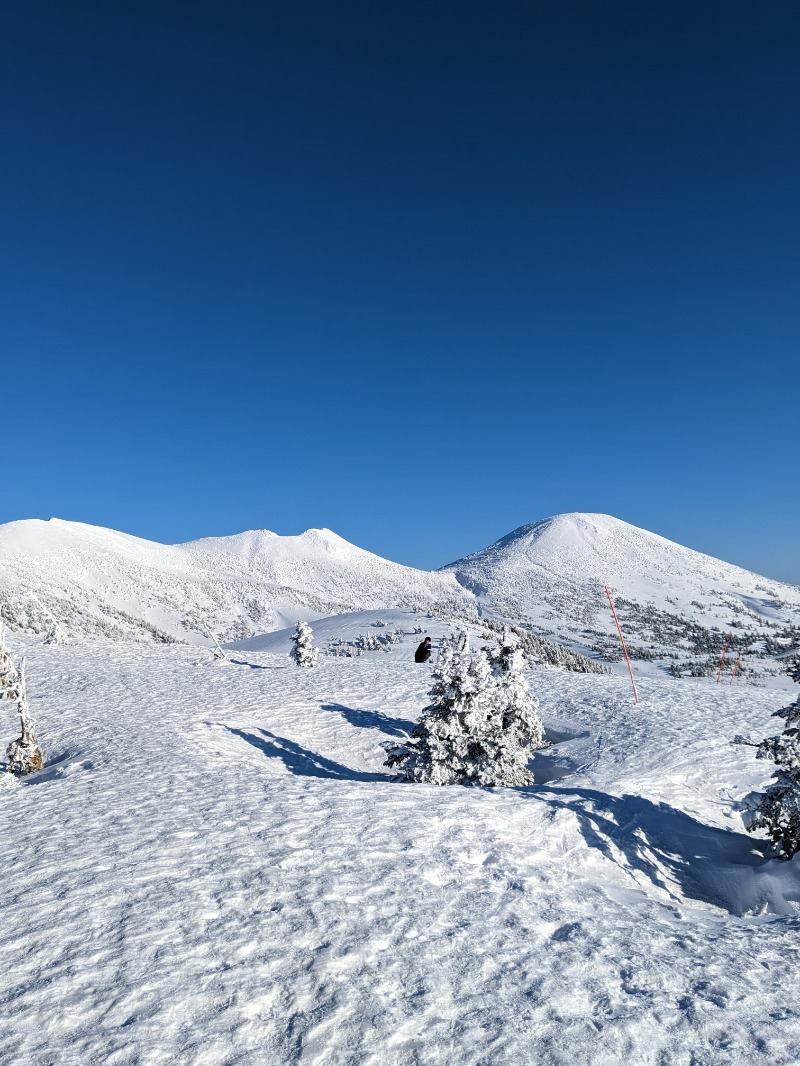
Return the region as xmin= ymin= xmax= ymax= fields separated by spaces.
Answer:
xmin=730 ymin=651 xmax=742 ymax=685
xmin=715 ymin=635 xmax=730 ymax=684
xmin=604 ymin=586 xmax=639 ymax=705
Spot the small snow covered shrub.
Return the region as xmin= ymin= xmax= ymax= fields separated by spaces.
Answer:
xmin=385 ymin=631 xmax=545 ymax=787
xmin=355 ymin=633 xmax=381 ymax=652
xmin=745 ymin=663 xmax=800 ymax=858
xmin=291 ymin=621 xmax=318 ymax=667
xmin=1 ymin=624 xmax=44 ymax=777
xmin=326 ymin=640 xmax=361 ymax=658
xmin=43 ymin=622 xmax=67 ymax=646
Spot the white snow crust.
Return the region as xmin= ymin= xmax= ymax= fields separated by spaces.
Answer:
xmin=3 ymin=607 xmax=800 ymax=1064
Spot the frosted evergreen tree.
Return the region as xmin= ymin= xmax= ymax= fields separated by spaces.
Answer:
xmin=385 ymin=632 xmax=539 ymax=786
xmin=1 ymin=622 xmax=44 ymax=777
xmin=745 ymin=662 xmax=800 ymax=858
xmin=291 ymin=621 xmax=318 ymax=667
xmin=489 ymin=628 xmax=546 ymax=751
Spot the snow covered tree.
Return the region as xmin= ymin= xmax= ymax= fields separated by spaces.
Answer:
xmin=1 ymin=623 xmax=44 ymax=777
xmin=745 ymin=662 xmax=800 ymax=858
xmin=488 ymin=628 xmax=545 ymax=751
xmin=291 ymin=621 xmax=318 ymax=667
xmin=30 ymin=596 xmax=67 ymax=645
xmin=385 ymin=631 xmax=543 ymax=787
xmin=5 ymin=659 xmax=44 ymax=776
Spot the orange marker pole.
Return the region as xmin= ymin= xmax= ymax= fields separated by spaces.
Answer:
xmin=715 ymin=635 xmax=730 ymax=684
xmin=604 ymin=586 xmax=639 ymax=705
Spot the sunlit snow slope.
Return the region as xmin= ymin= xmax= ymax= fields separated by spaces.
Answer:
xmin=2 ymin=514 xmax=798 ymax=678
xmin=3 ymin=621 xmax=800 ymax=1064
xmin=442 ymin=513 xmax=800 ymax=670
xmin=0 ymin=519 xmax=474 ymax=644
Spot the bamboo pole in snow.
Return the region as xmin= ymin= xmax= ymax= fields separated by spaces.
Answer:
xmin=604 ymin=586 xmax=639 ymax=705
xmin=716 ymin=635 xmax=730 ymax=684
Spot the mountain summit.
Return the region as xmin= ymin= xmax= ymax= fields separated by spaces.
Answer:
xmin=441 ymin=513 xmax=800 ymax=659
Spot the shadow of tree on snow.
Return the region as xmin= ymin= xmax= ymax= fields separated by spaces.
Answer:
xmin=228 ymin=658 xmax=285 ymax=671
xmin=320 ymin=702 xmax=415 ymax=738
xmin=526 ymin=786 xmax=797 ymax=916
xmin=227 ymin=726 xmax=394 ymax=782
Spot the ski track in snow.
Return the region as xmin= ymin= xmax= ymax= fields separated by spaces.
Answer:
xmin=3 ymin=631 xmax=800 ymax=1065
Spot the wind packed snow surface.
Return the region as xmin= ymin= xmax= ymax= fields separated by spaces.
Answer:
xmin=3 ymin=609 xmax=800 ymax=1065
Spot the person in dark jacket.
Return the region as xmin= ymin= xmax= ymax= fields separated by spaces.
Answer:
xmin=414 ymin=637 xmax=432 ymax=663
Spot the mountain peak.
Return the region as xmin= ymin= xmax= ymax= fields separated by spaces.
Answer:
xmin=441 ymin=511 xmax=800 ymax=652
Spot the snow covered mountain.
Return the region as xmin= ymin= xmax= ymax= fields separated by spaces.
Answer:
xmin=441 ymin=513 xmax=800 ymax=674
xmin=1 ymin=513 xmax=798 ymax=678
xmin=0 ymin=519 xmax=474 ymax=644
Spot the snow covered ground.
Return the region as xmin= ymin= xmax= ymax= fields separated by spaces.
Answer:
xmin=3 ymin=608 xmax=800 ymax=1065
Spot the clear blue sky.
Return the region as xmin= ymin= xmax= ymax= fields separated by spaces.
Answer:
xmin=2 ymin=1 xmax=798 ymax=580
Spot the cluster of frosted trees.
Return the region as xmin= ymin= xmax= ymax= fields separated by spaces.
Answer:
xmin=11 ymin=598 xmax=798 ymax=839
xmin=287 ymin=620 xmax=545 ymax=788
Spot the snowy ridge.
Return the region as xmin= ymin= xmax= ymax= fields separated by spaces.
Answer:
xmin=2 ymin=514 xmax=799 ymax=679
xmin=442 ymin=513 xmax=800 ymax=671
xmin=0 ymin=519 xmax=475 ymax=644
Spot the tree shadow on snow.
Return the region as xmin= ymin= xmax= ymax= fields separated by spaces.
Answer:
xmin=227 ymin=726 xmax=394 ymax=782
xmin=525 ymin=786 xmax=800 ymax=916
xmin=320 ymin=702 xmax=415 ymax=738
xmin=527 ymin=749 xmax=584 ymax=784
xmin=228 ymin=658 xmax=282 ymax=671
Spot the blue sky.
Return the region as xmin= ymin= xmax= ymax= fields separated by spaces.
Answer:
xmin=2 ymin=2 xmax=798 ymax=580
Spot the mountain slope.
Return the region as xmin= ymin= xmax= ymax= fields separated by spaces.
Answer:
xmin=0 ymin=519 xmax=475 ymax=643
xmin=2 ymin=513 xmax=798 ymax=678
xmin=441 ymin=513 xmax=800 ymax=671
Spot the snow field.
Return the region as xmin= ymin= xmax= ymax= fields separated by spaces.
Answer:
xmin=2 ymin=627 xmax=800 ymax=1064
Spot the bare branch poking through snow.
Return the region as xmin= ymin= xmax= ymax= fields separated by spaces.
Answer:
xmin=203 ymin=624 xmax=230 ymax=664
xmin=1 ymin=623 xmax=44 ymax=776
